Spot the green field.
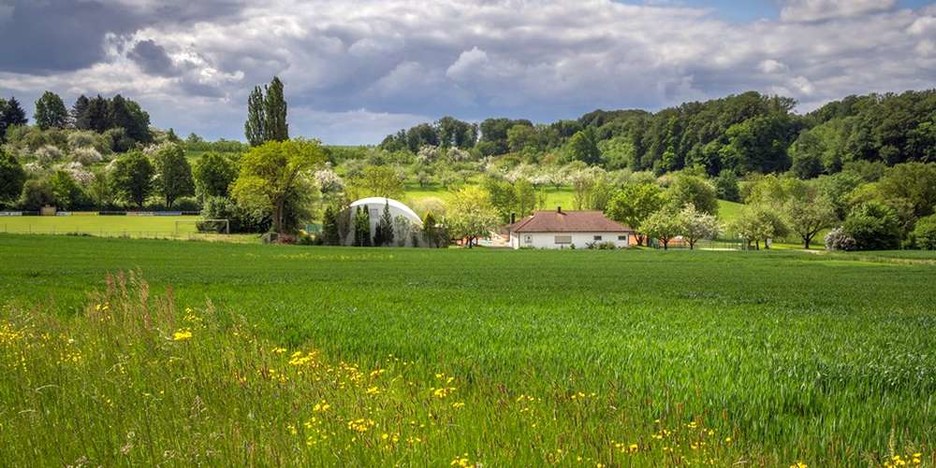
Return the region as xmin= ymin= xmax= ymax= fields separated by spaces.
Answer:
xmin=0 ymin=214 xmax=199 ymax=237
xmin=0 ymin=235 xmax=932 ymax=466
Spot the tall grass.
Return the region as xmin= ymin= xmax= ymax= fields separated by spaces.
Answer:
xmin=0 ymin=236 xmax=933 ymax=466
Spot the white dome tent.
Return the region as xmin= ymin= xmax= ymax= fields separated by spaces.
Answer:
xmin=345 ymin=197 xmax=424 ymax=247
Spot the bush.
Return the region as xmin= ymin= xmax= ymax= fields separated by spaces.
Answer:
xmin=173 ymin=196 xmax=201 ymax=212
xmin=842 ymin=202 xmax=902 ymax=251
xmin=200 ymin=196 xmax=270 ymax=233
xmin=71 ymin=147 xmax=103 ymax=165
xmin=586 ymin=241 xmax=618 ymax=250
xmin=34 ymin=145 xmax=64 ymax=165
xmin=825 ymin=227 xmax=857 ymax=251
xmin=911 ymin=214 xmax=936 ymax=250
xmin=19 ymin=178 xmax=55 ymax=210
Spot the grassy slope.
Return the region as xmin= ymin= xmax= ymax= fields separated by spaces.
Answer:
xmin=0 ymin=235 xmax=933 ymax=465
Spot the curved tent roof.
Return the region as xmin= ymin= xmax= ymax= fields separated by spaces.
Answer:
xmin=349 ymin=197 xmax=422 ymax=225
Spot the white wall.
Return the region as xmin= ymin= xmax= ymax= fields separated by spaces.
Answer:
xmin=511 ymin=232 xmax=630 ymax=249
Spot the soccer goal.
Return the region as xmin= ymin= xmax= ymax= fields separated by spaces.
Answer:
xmin=175 ymin=219 xmax=230 ymax=236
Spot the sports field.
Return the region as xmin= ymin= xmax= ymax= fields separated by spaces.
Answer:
xmin=0 ymin=235 xmax=932 ymax=466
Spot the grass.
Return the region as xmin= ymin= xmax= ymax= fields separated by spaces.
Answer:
xmin=0 ymin=214 xmax=259 ymax=242
xmin=0 ymin=235 xmax=933 ymax=466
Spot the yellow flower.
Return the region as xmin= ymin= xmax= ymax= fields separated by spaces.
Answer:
xmin=366 ymin=386 xmax=381 ymax=395
xmin=172 ymin=329 xmax=192 ymax=341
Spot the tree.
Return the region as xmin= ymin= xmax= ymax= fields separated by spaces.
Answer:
xmin=666 ymin=174 xmax=718 ymax=215
xmin=86 ymin=95 xmax=110 ymax=133
xmin=194 ymin=152 xmax=237 ymax=199
xmin=679 ymin=204 xmax=720 ymax=249
xmin=875 ymin=162 xmax=936 ymax=219
xmin=111 ymin=152 xmax=155 ymax=208
xmin=19 ymin=179 xmax=55 ymax=211
xmin=231 ymin=139 xmax=326 ymax=234
xmin=0 ymin=149 xmax=26 ymax=207
xmin=785 ymin=196 xmax=836 ymax=249
xmin=153 ymin=143 xmax=195 ymax=209
xmin=348 ymin=166 xmax=404 ymax=199
xmin=353 ymin=206 xmax=372 ymax=247
xmin=0 ymin=96 xmax=27 ymax=142
xmin=447 ymin=186 xmax=499 ymax=248
xmin=34 ymin=91 xmax=69 ymax=130
xmin=71 ymin=95 xmax=91 ymax=130
xmin=422 ymin=212 xmax=446 ymax=248
xmin=321 ymin=204 xmax=341 ymax=245
xmin=373 ymin=200 xmax=394 ymax=246
xmin=245 ymin=77 xmax=288 ymax=146
xmin=911 ymin=214 xmax=936 ymax=250
xmin=264 ymin=76 xmax=289 ymax=142
xmin=566 ymin=128 xmax=602 ymax=165
xmin=643 ymin=208 xmax=683 ymax=250
xmin=715 ymin=169 xmax=741 ymax=202
xmin=49 ymin=171 xmax=85 ymax=210
xmin=731 ymin=205 xmax=788 ymax=250
xmin=842 ymin=201 xmax=902 ymax=251
xmin=604 ymin=183 xmax=665 ymax=246
xmin=245 ymin=86 xmax=265 ymax=146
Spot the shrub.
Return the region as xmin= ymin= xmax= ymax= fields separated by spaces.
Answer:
xmin=200 ymin=196 xmax=269 ymax=233
xmin=34 ymin=145 xmax=64 ymax=165
xmin=173 ymin=196 xmax=201 ymax=212
xmin=825 ymin=227 xmax=857 ymax=251
xmin=71 ymin=147 xmax=103 ymax=165
xmin=911 ymin=214 xmax=936 ymax=250
xmin=842 ymin=202 xmax=902 ymax=251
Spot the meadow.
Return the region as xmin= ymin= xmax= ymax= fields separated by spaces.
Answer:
xmin=0 ymin=235 xmax=932 ymax=466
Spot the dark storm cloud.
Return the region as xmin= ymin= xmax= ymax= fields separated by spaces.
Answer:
xmin=0 ymin=0 xmax=244 ymax=74
xmin=128 ymin=40 xmax=175 ymax=76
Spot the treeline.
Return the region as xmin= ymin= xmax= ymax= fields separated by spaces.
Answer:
xmin=379 ymin=90 xmax=934 ymax=178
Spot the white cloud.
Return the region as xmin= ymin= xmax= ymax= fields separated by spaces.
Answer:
xmin=0 ymin=0 xmax=933 ymax=143
xmin=780 ymin=0 xmax=897 ymax=22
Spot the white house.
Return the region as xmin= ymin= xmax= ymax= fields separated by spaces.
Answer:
xmin=509 ymin=207 xmax=634 ymax=249
xmin=345 ymin=197 xmax=424 ymax=246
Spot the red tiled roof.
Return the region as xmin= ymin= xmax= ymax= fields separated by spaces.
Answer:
xmin=510 ymin=210 xmax=633 ymax=233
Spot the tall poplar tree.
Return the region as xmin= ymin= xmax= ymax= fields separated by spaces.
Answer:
xmin=264 ymin=77 xmax=289 ymax=142
xmin=244 ymin=86 xmax=265 ymax=146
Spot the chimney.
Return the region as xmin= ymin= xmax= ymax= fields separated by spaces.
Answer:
xmin=557 ymin=206 xmax=562 ymax=214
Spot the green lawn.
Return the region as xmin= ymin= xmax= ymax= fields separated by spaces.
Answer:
xmin=0 ymin=214 xmax=200 ymax=237
xmin=0 ymin=235 xmax=932 ymax=466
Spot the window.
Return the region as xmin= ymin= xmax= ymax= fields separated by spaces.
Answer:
xmin=369 ymin=209 xmax=379 ymax=218
xmin=524 ymin=235 xmax=532 ymax=244
xmin=554 ymin=235 xmax=572 ymax=244
xmin=593 ymin=235 xmax=602 ymax=241
xmin=618 ymin=235 xmax=628 ymax=241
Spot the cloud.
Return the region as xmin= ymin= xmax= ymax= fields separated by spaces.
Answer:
xmin=780 ymin=0 xmax=897 ymax=22
xmin=0 ymin=0 xmax=933 ymax=143
xmin=128 ymin=40 xmax=175 ymax=76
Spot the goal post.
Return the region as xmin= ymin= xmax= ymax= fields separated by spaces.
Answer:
xmin=175 ymin=218 xmax=230 ymax=236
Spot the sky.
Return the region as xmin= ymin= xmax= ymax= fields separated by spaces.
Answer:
xmin=0 ymin=0 xmax=933 ymax=145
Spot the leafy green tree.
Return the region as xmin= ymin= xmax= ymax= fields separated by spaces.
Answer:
xmin=785 ymin=195 xmax=836 ymax=249
xmin=348 ymin=166 xmax=404 ymax=199
xmin=87 ymin=169 xmax=116 ymax=210
xmin=19 ymin=178 xmax=55 ymax=210
xmin=730 ymin=205 xmax=788 ymax=250
xmin=789 ymin=130 xmax=824 ymax=179
xmin=153 ymin=144 xmax=195 ymax=209
xmin=34 ymin=91 xmax=69 ymax=130
xmin=422 ymin=212 xmax=446 ymax=248
xmin=194 ymin=152 xmax=237 ymax=199
xmin=715 ymin=169 xmax=741 ymax=202
xmin=49 ymin=171 xmax=85 ymax=210
xmin=353 ymin=206 xmax=372 ymax=247
xmin=875 ymin=162 xmax=936 ymax=219
xmin=0 ymin=149 xmax=26 ymax=207
xmin=679 ymin=204 xmax=720 ymax=249
xmin=264 ymin=77 xmax=289 ymax=142
xmin=245 ymin=86 xmax=266 ymax=146
xmin=842 ymin=201 xmax=902 ymax=251
xmin=232 ymin=139 xmax=326 ymax=234
xmin=666 ymin=174 xmax=718 ymax=215
xmin=111 ymin=151 xmax=155 ymax=208
xmin=86 ymin=95 xmax=110 ymax=133
xmin=108 ymin=95 xmax=151 ymax=144
xmin=566 ymin=128 xmax=602 ymax=165
xmin=604 ymin=183 xmax=665 ymax=246
xmin=447 ymin=186 xmax=499 ymax=248
xmin=643 ymin=208 xmax=683 ymax=250
xmin=911 ymin=214 xmax=936 ymax=250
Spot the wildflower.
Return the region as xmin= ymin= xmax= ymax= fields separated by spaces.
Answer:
xmin=452 ymin=401 xmax=465 ymax=409
xmin=313 ymin=401 xmax=331 ymax=413
xmin=172 ymin=329 xmax=192 ymax=341
xmin=272 ymin=347 xmax=287 ymax=354
xmin=347 ymin=418 xmax=376 ymax=433
xmin=450 ymin=453 xmax=472 ymax=467
xmin=366 ymin=386 xmax=381 ymax=396
xmin=790 ymin=462 xmax=808 ymax=468
xmin=724 ymin=437 xmax=732 ymax=443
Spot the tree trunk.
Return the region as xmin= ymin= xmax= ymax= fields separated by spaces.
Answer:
xmin=689 ymin=239 xmax=695 ymax=250
xmin=755 ymin=239 xmax=760 ymax=250
xmin=662 ymin=239 xmax=669 ymax=250
xmin=274 ymin=198 xmax=285 ymax=234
